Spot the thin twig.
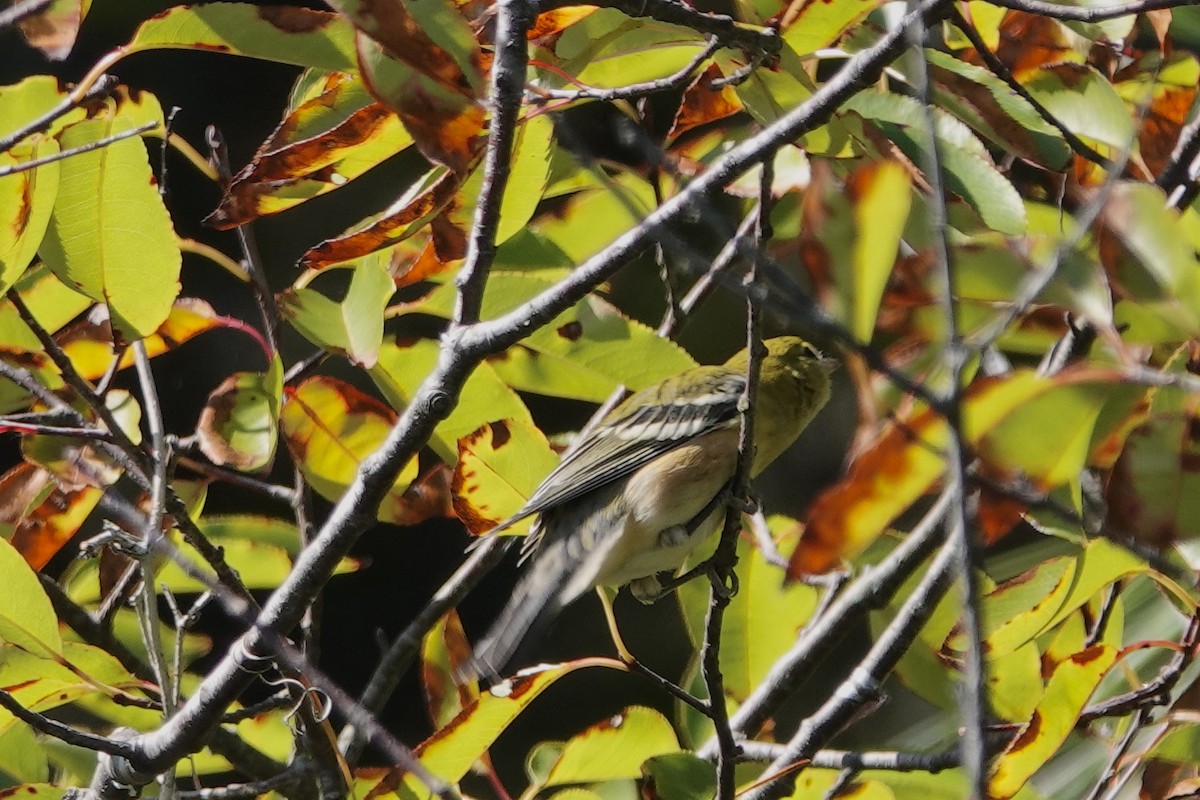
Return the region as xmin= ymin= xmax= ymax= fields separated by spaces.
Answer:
xmin=0 ymin=121 xmax=158 ymax=178
xmin=947 ymin=8 xmax=1112 ymax=170
xmin=0 ymin=690 xmax=141 ymax=757
xmin=904 ymin=12 xmax=990 ymax=794
xmin=707 ymin=195 xmax=771 ymax=794
xmin=207 ymin=127 xmax=279 ymax=352
xmin=530 ymin=37 xmax=721 ymax=104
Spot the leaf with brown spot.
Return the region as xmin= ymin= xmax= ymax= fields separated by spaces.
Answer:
xmin=350 ymin=0 xmax=486 ymax=175
xmin=370 ymin=337 xmax=534 ymax=463
xmin=544 ymin=706 xmax=681 ymax=787
xmin=1107 ymin=349 xmax=1200 ymax=555
xmin=990 ymin=643 xmax=1116 ymax=799
xmin=0 ymin=462 xmax=101 ymax=570
xmin=196 ymin=358 xmax=283 ymax=473
xmin=927 ymin=51 xmax=1069 ymax=169
xmin=1116 ymin=54 xmax=1198 ymax=177
xmin=300 ymin=168 xmax=464 ymax=269
xmin=352 ymin=659 xmax=623 ymax=797
xmin=56 ymin=299 xmax=226 ymax=382
xmin=528 ymin=6 xmax=597 ymax=41
xmin=122 ymin=4 xmax=357 ymax=72
xmin=452 ymin=419 xmax=558 ymax=535
xmin=421 ymin=609 xmax=478 ymax=728
xmin=978 ymin=11 xmax=1082 ymax=78
xmin=0 ymin=137 xmax=60 ymax=294
xmin=279 ymin=376 xmax=419 ymax=522
xmin=792 ymin=369 xmax=1135 ymax=576
xmin=209 ymin=74 xmax=414 ymax=228
xmin=381 ymin=463 xmax=454 ymax=526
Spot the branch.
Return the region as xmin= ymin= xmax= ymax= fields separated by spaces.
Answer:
xmin=739 ymin=742 xmax=965 ymax=773
xmin=985 ymin=0 xmax=1192 ymax=21
xmin=453 ymin=0 xmax=533 ymax=325
xmin=705 ymin=231 xmax=770 ymax=796
xmin=906 ymin=13 xmax=988 ymax=796
xmin=0 ymin=691 xmax=140 ymax=757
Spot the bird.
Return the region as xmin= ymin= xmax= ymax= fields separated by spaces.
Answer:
xmin=470 ymin=336 xmax=835 ymax=677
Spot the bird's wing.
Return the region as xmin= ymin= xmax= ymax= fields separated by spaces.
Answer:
xmin=500 ymin=370 xmax=745 ymax=528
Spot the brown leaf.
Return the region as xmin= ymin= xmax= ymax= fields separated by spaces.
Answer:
xmin=0 ymin=462 xmax=101 ymax=570
xmin=979 ymin=11 xmax=1079 ymax=79
xmin=16 ymin=0 xmax=83 ymax=61
xmin=380 ymin=464 xmax=454 ymax=525
xmin=209 ymin=80 xmax=404 ymax=228
xmin=300 ymin=168 xmax=465 ymax=269
xmin=668 ymin=64 xmax=743 ymax=140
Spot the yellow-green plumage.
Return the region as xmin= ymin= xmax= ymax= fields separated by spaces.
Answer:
xmin=472 ymin=337 xmax=834 ymax=676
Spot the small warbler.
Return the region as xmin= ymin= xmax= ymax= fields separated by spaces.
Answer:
xmin=472 ymin=336 xmax=834 ymax=675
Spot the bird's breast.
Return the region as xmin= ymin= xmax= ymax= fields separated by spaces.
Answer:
xmin=595 ymin=428 xmax=739 ymax=587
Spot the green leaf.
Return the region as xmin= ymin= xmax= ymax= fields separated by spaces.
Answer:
xmin=850 ymin=161 xmax=911 ymax=342
xmin=38 ymin=116 xmax=180 ymax=340
xmin=413 ymin=272 xmax=697 ymax=402
xmin=281 ymin=254 xmax=394 ymax=367
xmin=641 ymin=753 xmax=716 ymax=800
xmin=679 ymin=528 xmax=819 ymax=700
xmin=0 ymin=641 xmax=137 ymax=736
xmin=0 ymin=721 xmax=50 ymax=783
xmin=551 ymin=9 xmax=705 ymax=89
xmin=846 ymin=90 xmax=1026 ymax=234
xmin=537 ymin=174 xmax=657 ymax=263
xmin=719 ymin=43 xmax=812 ymax=128
xmin=0 ymin=76 xmax=85 ymax=143
xmin=124 ymin=3 xmax=357 ymax=71
xmin=1147 ymin=721 xmax=1200 ymax=764
xmin=544 ymin=706 xmax=680 ymax=787
xmin=1022 ymin=64 xmax=1134 ymax=151
xmin=350 ymin=661 xmax=623 ymax=798
xmin=370 ymin=336 xmax=535 ymax=462
xmin=783 ymin=0 xmax=880 ymax=56
xmin=451 ymin=113 xmax=554 ymax=246
xmin=0 ymin=537 xmax=61 ymax=656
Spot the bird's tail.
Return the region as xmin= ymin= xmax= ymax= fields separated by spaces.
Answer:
xmin=469 ymin=539 xmax=573 ymax=680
